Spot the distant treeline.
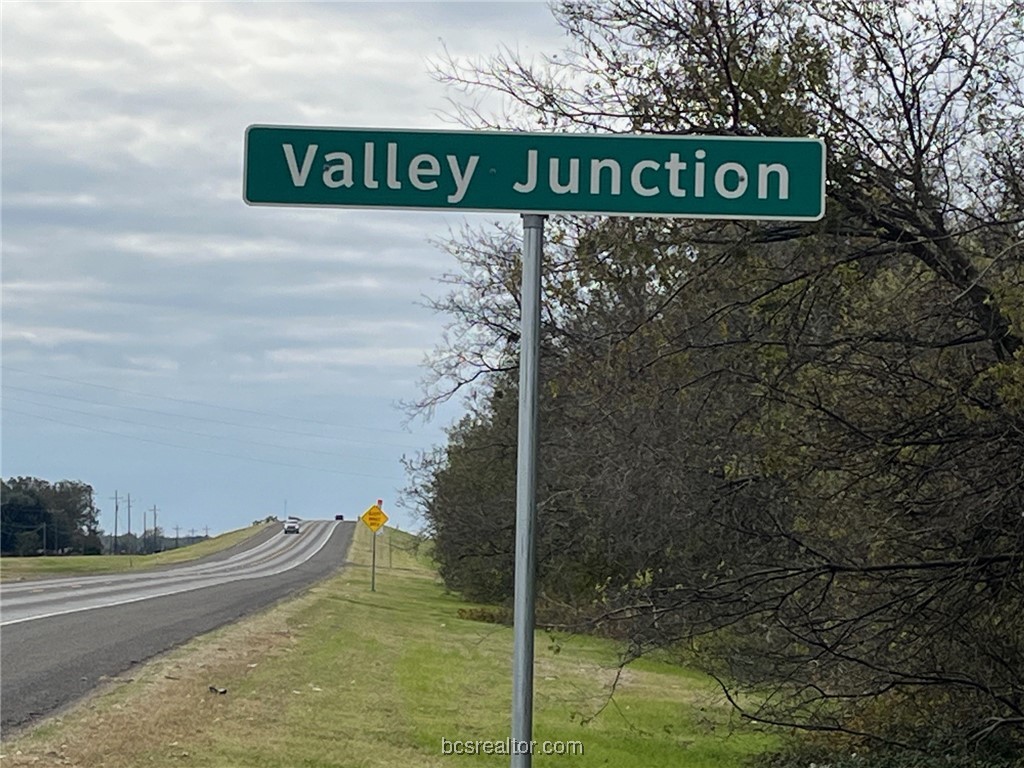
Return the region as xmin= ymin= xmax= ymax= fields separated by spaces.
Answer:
xmin=1 ymin=476 xmax=103 ymax=556
xmin=99 ymin=531 xmax=208 ymax=555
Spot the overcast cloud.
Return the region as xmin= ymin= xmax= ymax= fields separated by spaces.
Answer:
xmin=1 ymin=2 xmax=567 ymax=534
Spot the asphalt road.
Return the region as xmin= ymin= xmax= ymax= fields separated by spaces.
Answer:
xmin=0 ymin=520 xmax=353 ymax=734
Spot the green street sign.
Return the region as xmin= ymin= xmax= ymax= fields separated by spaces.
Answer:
xmin=244 ymin=126 xmax=825 ymax=220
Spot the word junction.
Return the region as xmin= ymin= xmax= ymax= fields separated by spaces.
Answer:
xmin=244 ymin=127 xmax=825 ymax=220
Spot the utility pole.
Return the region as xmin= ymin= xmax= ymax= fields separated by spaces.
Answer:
xmin=151 ymin=505 xmax=158 ymax=552
xmin=110 ymin=490 xmax=121 ymax=554
xmin=126 ymin=493 xmax=132 ymax=554
xmin=204 ymin=525 xmax=210 ymax=538
xmin=189 ymin=528 xmax=196 ymax=540
xmin=174 ymin=524 xmax=181 ymax=549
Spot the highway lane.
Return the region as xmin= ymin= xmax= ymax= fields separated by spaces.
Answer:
xmin=2 ymin=519 xmax=341 ymax=625
xmin=0 ymin=520 xmax=353 ymax=733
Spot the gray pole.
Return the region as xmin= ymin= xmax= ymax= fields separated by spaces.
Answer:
xmin=371 ymin=531 xmax=377 ymax=592
xmin=510 ymin=213 xmax=545 ymax=768
xmin=111 ymin=491 xmax=120 ymax=555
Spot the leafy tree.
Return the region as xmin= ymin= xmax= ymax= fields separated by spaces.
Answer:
xmin=409 ymin=0 xmax=1024 ymax=758
xmin=2 ymin=477 xmax=103 ymax=555
xmin=14 ymin=530 xmax=42 ymax=557
xmin=1 ymin=485 xmax=47 ymax=553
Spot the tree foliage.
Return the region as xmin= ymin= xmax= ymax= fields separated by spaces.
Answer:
xmin=407 ymin=0 xmax=1024 ymax=758
xmin=1 ymin=476 xmax=103 ymax=555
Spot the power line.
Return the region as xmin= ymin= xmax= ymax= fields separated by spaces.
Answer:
xmin=0 ymin=365 xmax=415 ymax=436
xmin=2 ymin=384 xmax=422 ymax=450
xmin=2 ymin=393 xmax=407 ymax=467
xmin=2 ymin=407 xmax=406 ymax=483
xmin=0 ymin=520 xmax=48 ymax=531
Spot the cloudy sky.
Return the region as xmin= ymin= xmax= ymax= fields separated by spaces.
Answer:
xmin=2 ymin=2 xmax=567 ymax=536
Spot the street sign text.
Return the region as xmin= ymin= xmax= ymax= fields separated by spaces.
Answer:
xmin=245 ymin=126 xmax=826 ymax=220
xmin=361 ymin=504 xmax=388 ymax=533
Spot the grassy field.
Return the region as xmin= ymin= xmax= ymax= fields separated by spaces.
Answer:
xmin=0 ymin=523 xmax=273 ymax=582
xmin=0 ymin=525 xmax=776 ymax=767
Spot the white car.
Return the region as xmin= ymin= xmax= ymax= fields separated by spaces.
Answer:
xmin=283 ymin=517 xmax=301 ymax=534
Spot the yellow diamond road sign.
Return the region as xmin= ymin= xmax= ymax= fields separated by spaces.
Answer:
xmin=361 ymin=504 xmax=388 ymax=532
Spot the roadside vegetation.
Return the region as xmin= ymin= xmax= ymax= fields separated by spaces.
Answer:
xmin=1 ymin=477 xmax=104 ymax=556
xmin=0 ymin=526 xmax=775 ymax=767
xmin=405 ymin=1 xmax=1024 ymax=764
xmin=0 ymin=523 xmax=272 ymax=582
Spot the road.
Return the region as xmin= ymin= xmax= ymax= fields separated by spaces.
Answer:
xmin=0 ymin=519 xmax=353 ymax=734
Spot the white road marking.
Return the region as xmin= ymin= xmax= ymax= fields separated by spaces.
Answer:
xmin=0 ymin=521 xmax=341 ymax=627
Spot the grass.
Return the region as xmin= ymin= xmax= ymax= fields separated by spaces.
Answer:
xmin=0 ymin=523 xmax=273 ymax=582
xmin=0 ymin=525 xmax=777 ymax=767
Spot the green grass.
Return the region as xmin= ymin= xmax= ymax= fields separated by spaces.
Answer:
xmin=1 ymin=526 xmax=777 ymax=767
xmin=0 ymin=523 xmax=272 ymax=581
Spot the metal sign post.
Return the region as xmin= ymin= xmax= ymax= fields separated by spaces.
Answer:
xmin=361 ymin=500 xmax=389 ymax=592
xmin=510 ymin=214 xmax=544 ymax=768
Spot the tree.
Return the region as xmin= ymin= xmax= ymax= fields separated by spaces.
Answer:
xmin=410 ymin=0 xmax=1024 ymax=758
xmin=1 ymin=484 xmax=47 ymax=554
xmin=14 ymin=530 xmax=42 ymax=557
xmin=2 ymin=477 xmax=103 ymax=555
